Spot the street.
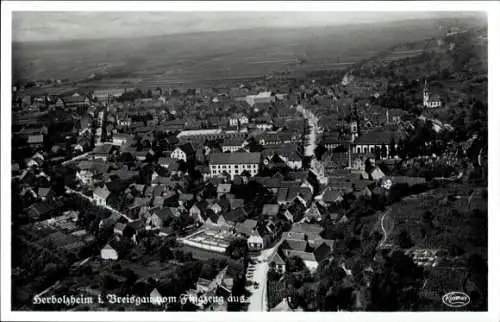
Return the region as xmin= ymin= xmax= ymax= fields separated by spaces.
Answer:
xmin=296 ymin=104 xmax=319 ymax=157
xmin=246 ymin=236 xmax=285 ymax=311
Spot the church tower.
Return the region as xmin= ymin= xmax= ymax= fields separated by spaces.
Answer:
xmin=423 ymin=80 xmax=430 ymax=108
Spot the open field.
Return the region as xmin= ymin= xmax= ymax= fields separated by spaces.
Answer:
xmin=13 ymin=17 xmax=482 ymax=88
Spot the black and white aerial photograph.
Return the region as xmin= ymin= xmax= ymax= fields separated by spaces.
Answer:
xmin=1 ymin=1 xmax=499 ymax=322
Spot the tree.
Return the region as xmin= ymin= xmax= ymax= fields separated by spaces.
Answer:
xmin=287 ymin=256 xmax=306 ymax=273
xmin=369 ymin=250 xmax=423 ymax=311
xmin=396 ymin=230 xmax=414 ymax=249
xmin=225 ymin=237 xmax=248 ymax=260
xmin=389 ymin=137 xmax=396 ymax=158
xmin=314 ymin=143 xmax=327 ymax=160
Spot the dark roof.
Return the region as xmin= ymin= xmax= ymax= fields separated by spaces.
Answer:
xmin=179 ymin=193 xmax=194 ymax=202
xmin=291 ymin=223 xmax=323 ymax=241
xmin=321 ymin=187 xmax=344 ymax=203
xmin=217 ymin=183 xmax=232 ymax=193
xmin=93 ymin=144 xmax=114 ymax=155
xmin=62 ymin=95 xmax=89 ymax=104
xmin=271 ymin=252 xmax=286 ymax=265
xmin=229 ymin=198 xmax=244 ymax=210
xmin=313 ymin=243 xmax=331 ymax=262
xmin=223 ymin=138 xmax=245 ymax=146
xmin=286 ymin=200 xmax=306 ymax=222
xmin=355 ymin=127 xmax=403 ymax=145
xmin=153 ymin=207 xmax=174 ymax=222
xmin=262 ymin=204 xmax=280 ymax=216
xmin=26 ymin=202 xmax=52 ymax=218
xmin=284 ymin=250 xmax=317 ymax=262
xmin=235 ymin=219 xmax=258 ymax=236
xmin=209 ymin=152 xmax=261 ymax=165
xmin=178 ymin=142 xmax=195 ymax=155
xmin=222 ymin=207 xmax=248 ymax=223
xmin=37 ymin=187 xmax=52 ymax=198
xmin=282 ymin=239 xmax=308 ymax=252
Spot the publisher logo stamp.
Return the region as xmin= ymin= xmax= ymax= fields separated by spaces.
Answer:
xmin=442 ymin=292 xmax=470 ymax=308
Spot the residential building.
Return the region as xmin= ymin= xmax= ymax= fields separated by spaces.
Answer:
xmin=270 ymin=253 xmax=286 ymax=274
xmin=93 ymin=88 xmax=126 ymax=101
xmin=229 ymin=113 xmax=249 ymax=127
xmin=112 ymin=133 xmax=133 ymax=147
xmin=101 ymin=243 xmax=118 ymax=260
xmin=93 ymin=185 xmax=111 ymax=206
xmin=27 ymin=134 xmax=44 ymax=147
xmin=221 ymin=138 xmax=245 ymax=153
xmin=247 ymin=231 xmax=264 ymax=251
xmin=170 ymin=143 xmax=195 ymax=162
xmin=255 ymin=123 xmax=274 ymax=131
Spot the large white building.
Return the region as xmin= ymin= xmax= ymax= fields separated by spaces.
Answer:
xmin=93 ymin=88 xmax=126 ymax=101
xmin=176 ymin=128 xmax=223 ymax=140
xmin=245 ymin=91 xmax=275 ymax=107
xmin=209 ymin=152 xmax=261 ymax=179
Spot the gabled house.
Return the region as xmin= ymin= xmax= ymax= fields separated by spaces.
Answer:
xmin=101 ymin=243 xmax=118 ymax=260
xmin=316 ymin=187 xmax=344 ymax=207
xmin=208 ymin=202 xmax=223 ymax=215
xmin=270 ymin=252 xmax=286 ymax=274
xmin=146 ymin=207 xmax=175 ymax=229
xmin=178 ymin=193 xmax=194 ymax=208
xmin=170 ymin=143 xmax=195 ymax=162
xmin=27 ymin=134 xmax=44 ymax=147
xmin=222 ymin=207 xmax=248 ymax=226
xmin=217 ymin=183 xmax=231 ymax=198
xmin=247 ymin=231 xmax=264 ymax=251
xmin=262 ymin=203 xmax=279 ymax=216
xmin=92 ymin=143 xmax=115 ymax=161
xmin=93 ymin=185 xmax=111 ymax=206
xmin=235 ymin=219 xmax=258 ymax=237
xmin=282 ymin=249 xmax=325 ymax=273
xmin=302 ymin=203 xmax=322 ymax=223
xmin=228 ymin=198 xmax=244 ymax=210
xmin=221 ymin=138 xmax=245 ymax=153
xmin=284 ymin=199 xmax=306 ymax=223
xmin=37 ymin=187 xmax=54 ymax=201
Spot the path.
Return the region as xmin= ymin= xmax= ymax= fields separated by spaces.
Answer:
xmin=65 ymin=186 xmax=133 ymax=222
xmin=61 ymin=152 xmax=90 ymax=166
xmin=379 ymin=208 xmax=392 ymax=247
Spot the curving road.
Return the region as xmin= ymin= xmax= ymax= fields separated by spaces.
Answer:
xmin=379 ymin=208 xmax=392 ymax=247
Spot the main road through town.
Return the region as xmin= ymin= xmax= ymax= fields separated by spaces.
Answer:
xmin=246 ymin=236 xmax=286 ymax=311
xmin=296 ymin=104 xmax=320 ymax=157
xmin=246 ymin=104 xmax=321 ymax=312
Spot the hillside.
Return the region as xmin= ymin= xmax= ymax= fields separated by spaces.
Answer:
xmin=12 ymin=16 xmax=485 ymax=88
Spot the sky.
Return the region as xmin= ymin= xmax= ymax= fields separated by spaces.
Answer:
xmin=12 ymin=11 xmax=482 ymax=42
